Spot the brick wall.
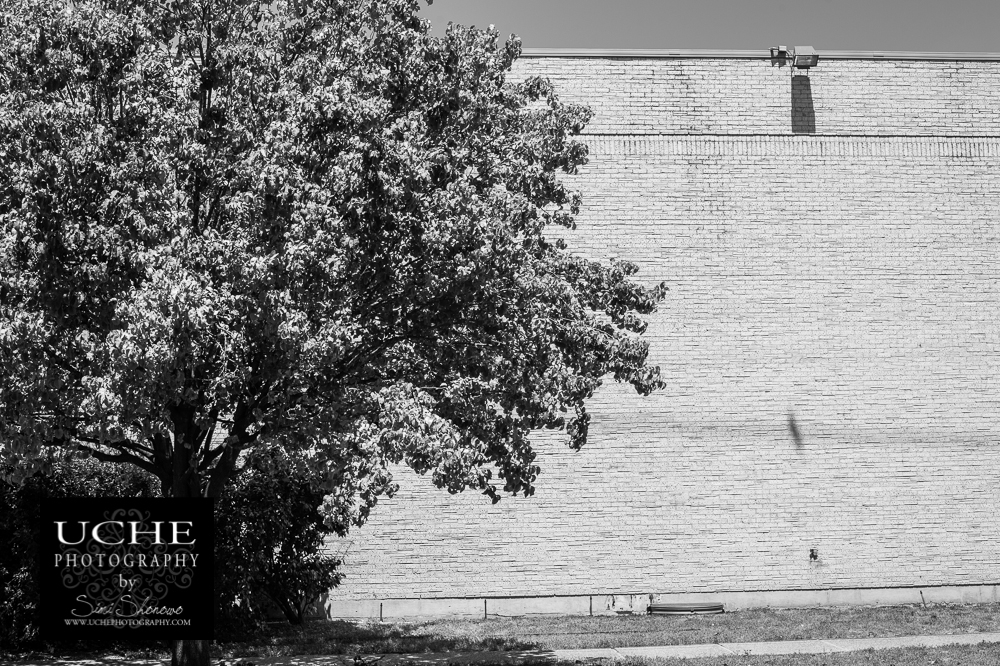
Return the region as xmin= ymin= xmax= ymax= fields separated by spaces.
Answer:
xmin=511 ymin=57 xmax=1000 ymax=136
xmin=326 ymin=56 xmax=1000 ymax=601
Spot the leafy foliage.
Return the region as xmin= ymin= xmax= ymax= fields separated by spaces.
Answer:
xmin=215 ymin=445 xmax=342 ymax=632
xmin=0 ymin=0 xmax=665 ymax=520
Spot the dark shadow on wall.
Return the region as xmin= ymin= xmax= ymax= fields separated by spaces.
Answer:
xmin=787 ymin=412 xmax=804 ymax=449
xmin=791 ymin=75 xmax=816 ymax=134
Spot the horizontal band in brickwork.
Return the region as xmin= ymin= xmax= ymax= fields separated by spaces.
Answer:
xmin=580 ymin=135 xmax=1000 ymax=158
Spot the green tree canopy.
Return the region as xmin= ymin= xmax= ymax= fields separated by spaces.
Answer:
xmin=0 ymin=0 xmax=665 ymax=515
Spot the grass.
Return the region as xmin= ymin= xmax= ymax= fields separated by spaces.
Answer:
xmin=5 ymin=603 xmax=999 ymax=662
xmin=214 ymin=603 xmax=1000 ymax=658
xmin=396 ymin=603 xmax=1000 ymax=651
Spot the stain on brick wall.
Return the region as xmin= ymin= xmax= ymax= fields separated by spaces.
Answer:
xmin=326 ymin=57 xmax=1000 ymax=601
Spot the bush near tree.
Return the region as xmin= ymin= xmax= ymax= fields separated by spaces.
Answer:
xmin=215 ymin=445 xmax=342 ymax=635
xmin=0 ymin=0 xmax=667 ymax=663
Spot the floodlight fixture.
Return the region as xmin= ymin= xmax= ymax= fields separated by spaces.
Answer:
xmin=769 ymin=45 xmax=819 ymax=69
xmin=791 ymin=46 xmax=819 ymax=68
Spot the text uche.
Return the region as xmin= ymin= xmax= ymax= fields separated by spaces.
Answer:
xmin=54 ymin=521 xmax=196 ymax=545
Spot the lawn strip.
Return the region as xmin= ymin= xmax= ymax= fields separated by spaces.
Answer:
xmin=375 ymin=603 xmax=1000 ymax=652
xmin=216 ymin=603 xmax=1000 ymax=658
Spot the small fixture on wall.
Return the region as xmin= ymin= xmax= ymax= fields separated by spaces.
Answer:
xmin=770 ymin=45 xmax=820 ymax=69
xmin=809 ymin=548 xmax=819 ymax=561
xmin=792 ymin=46 xmax=819 ymax=69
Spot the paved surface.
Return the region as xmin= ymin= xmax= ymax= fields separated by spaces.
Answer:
xmin=7 ymin=632 xmax=1000 ymax=665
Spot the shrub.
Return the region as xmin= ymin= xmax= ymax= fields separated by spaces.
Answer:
xmin=215 ymin=446 xmax=342 ymax=637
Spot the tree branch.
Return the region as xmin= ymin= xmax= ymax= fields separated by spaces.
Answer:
xmin=76 ymin=443 xmax=161 ymax=479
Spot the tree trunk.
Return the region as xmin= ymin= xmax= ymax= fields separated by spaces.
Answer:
xmin=167 ymin=420 xmax=213 ymax=666
xmin=172 ymin=638 xmax=210 ymax=666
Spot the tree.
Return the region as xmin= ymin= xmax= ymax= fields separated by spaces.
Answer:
xmin=0 ymin=0 xmax=666 ymax=663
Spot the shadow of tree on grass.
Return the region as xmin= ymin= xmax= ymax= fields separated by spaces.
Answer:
xmin=218 ymin=619 xmax=543 ymax=658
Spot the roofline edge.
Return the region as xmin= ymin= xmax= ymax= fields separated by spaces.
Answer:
xmin=519 ymin=48 xmax=1000 ymax=61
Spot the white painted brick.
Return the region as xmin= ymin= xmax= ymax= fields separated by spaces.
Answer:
xmin=327 ymin=56 xmax=1000 ymax=602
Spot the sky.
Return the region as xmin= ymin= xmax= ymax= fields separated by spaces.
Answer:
xmin=418 ymin=0 xmax=1000 ymax=53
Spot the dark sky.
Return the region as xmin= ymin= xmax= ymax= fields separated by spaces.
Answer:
xmin=418 ymin=0 xmax=1000 ymax=53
